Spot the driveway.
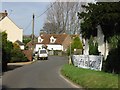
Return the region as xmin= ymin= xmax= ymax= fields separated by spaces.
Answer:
xmin=2 ymin=56 xmax=80 ymax=89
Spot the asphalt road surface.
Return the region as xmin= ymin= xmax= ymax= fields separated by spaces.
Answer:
xmin=2 ymin=56 xmax=80 ymax=89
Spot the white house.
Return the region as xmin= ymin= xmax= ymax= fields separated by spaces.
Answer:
xmin=0 ymin=10 xmax=23 ymax=43
xmin=35 ymin=33 xmax=71 ymax=52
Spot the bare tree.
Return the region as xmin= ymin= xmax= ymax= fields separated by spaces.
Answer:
xmin=45 ymin=1 xmax=83 ymax=34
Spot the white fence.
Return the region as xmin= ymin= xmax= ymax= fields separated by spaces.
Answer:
xmin=72 ymin=55 xmax=103 ymax=71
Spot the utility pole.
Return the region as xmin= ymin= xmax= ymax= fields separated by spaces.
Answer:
xmin=32 ymin=13 xmax=35 ymax=44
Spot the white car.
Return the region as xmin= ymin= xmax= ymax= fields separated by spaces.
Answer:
xmin=38 ymin=49 xmax=48 ymax=60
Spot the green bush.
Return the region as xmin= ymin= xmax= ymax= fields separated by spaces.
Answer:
xmin=89 ymin=36 xmax=99 ymax=55
xmin=108 ymin=35 xmax=120 ymax=49
xmin=10 ymin=48 xmax=28 ymax=63
xmin=104 ymin=42 xmax=120 ymax=74
xmin=1 ymin=32 xmax=13 ymax=71
xmin=104 ymin=36 xmax=120 ymax=74
xmin=67 ymin=37 xmax=83 ymax=55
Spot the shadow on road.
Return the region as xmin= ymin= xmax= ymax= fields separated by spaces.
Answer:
xmin=2 ymin=85 xmax=37 ymax=90
xmin=2 ymin=65 xmax=23 ymax=75
xmin=7 ymin=65 xmax=23 ymax=71
xmin=2 ymin=86 xmax=42 ymax=90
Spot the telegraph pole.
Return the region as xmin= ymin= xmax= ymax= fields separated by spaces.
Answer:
xmin=32 ymin=13 xmax=35 ymax=44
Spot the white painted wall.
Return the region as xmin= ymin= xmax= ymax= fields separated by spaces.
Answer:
xmin=47 ymin=44 xmax=63 ymax=51
xmin=20 ymin=45 xmax=24 ymax=50
xmin=35 ymin=44 xmax=63 ymax=51
xmin=35 ymin=44 xmax=43 ymax=51
xmin=0 ymin=16 xmax=23 ymax=42
xmin=97 ymin=25 xmax=109 ymax=59
xmin=83 ymin=39 xmax=89 ymax=55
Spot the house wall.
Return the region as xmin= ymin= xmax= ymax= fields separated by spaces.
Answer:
xmin=35 ymin=44 xmax=43 ymax=51
xmin=47 ymin=44 xmax=63 ymax=51
xmin=20 ymin=45 xmax=24 ymax=50
xmin=62 ymin=35 xmax=71 ymax=51
xmin=35 ymin=44 xmax=63 ymax=51
xmin=0 ymin=16 xmax=23 ymax=42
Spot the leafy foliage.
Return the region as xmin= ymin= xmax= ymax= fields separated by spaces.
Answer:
xmin=108 ymin=35 xmax=120 ymax=50
xmin=78 ymin=2 xmax=120 ymax=40
xmin=2 ymin=32 xmax=13 ymax=71
xmin=104 ymin=47 xmax=120 ymax=74
xmin=13 ymin=42 xmax=20 ymax=49
xmin=23 ymin=38 xmax=31 ymax=45
xmin=88 ymin=36 xmax=99 ymax=55
xmin=103 ymin=39 xmax=120 ymax=74
xmin=78 ymin=2 xmax=120 ymax=74
xmin=1 ymin=32 xmax=28 ymax=71
xmin=67 ymin=37 xmax=83 ymax=55
xmin=10 ymin=48 xmax=28 ymax=63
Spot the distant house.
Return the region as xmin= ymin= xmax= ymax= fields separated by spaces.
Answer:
xmin=35 ymin=33 xmax=71 ymax=52
xmin=0 ymin=10 xmax=23 ymax=43
xmin=15 ymin=40 xmax=25 ymax=50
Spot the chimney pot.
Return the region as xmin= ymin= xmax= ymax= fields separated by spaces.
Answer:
xmin=4 ymin=10 xmax=8 ymax=16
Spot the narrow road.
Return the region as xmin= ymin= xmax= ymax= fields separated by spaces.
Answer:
xmin=2 ymin=56 xmax=79 ymax=89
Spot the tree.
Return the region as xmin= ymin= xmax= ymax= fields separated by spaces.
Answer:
xmin=88 ymin=36 xmax=99 ymax=55
xmin=45 ymin=1 xmax=83 ymax=34
xmin=78 ymin=2 xmax=120 ymax=40
xmin=23 ymin=39 xmax=31 ymax=45
xmin=77 ymin=2 xmax=120 ymax=73
xmin=1 ymin=32 xmax=13 ymax=71
xmin=104 ymin=42 xmax=120 ymax=74
xmin=10 ymin=48 xmax=28 ymax=63
xmin=67 ymin=36 xmax=83 ymax=55
xmin=42 ymin=22 xmax=58 ymax=34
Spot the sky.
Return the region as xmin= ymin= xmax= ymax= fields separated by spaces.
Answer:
xmin=1 ymin=0 xmax=118 ymax=36
xmin=1 ymin=2 xmax=51 ymax=36
xmin=0 ymin=0 xmax=95 ymax=36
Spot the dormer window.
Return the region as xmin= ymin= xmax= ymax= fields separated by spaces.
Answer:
xmin=38 ymin=36 xmax=43 ymax=43
xmin=50 ymin=36 xmax=56 ymax=43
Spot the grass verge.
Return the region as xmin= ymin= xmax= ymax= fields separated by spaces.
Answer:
xmin=61 ymin=64 xmax=118 ymax=89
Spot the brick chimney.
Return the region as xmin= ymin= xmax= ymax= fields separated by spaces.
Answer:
xmin=4 ymin=10 xmax=8 ymax=16
xmin=0 ymin=10 xmax=8 ymax=20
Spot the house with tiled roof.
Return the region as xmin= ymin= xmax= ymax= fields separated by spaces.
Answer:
xmin=0 ymin=10 xmax=23 ymax=43
xmin=35 ymin=33 xmax=71 ymax=52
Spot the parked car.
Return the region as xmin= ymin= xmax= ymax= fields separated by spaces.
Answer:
xmin=38 ymin=49 xmax=48 ymax=60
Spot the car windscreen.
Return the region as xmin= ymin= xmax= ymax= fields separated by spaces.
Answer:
xmin=40 ymin=50 xmax=47 ymax=54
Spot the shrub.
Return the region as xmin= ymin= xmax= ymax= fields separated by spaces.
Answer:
xmin=10 ymin=48 xmax=28 ymax=63
xmin=67 ymin=37 xmax=83 ymax=55
xmin=89 ymin=36 xmax=99 ymax=55
xmin=104 ymin=40 xmax=120 ymax=74
xmin=1 ymin=32 xmax=13 ymax=71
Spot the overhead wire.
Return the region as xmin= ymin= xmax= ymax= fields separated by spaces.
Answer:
xmin=23 ymin=20 xmax=32 ymax=33
xmin=23 ymin=0 xmax=57 ymax=34
xmin=36 ymin=1 xmax=57 ymax=19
